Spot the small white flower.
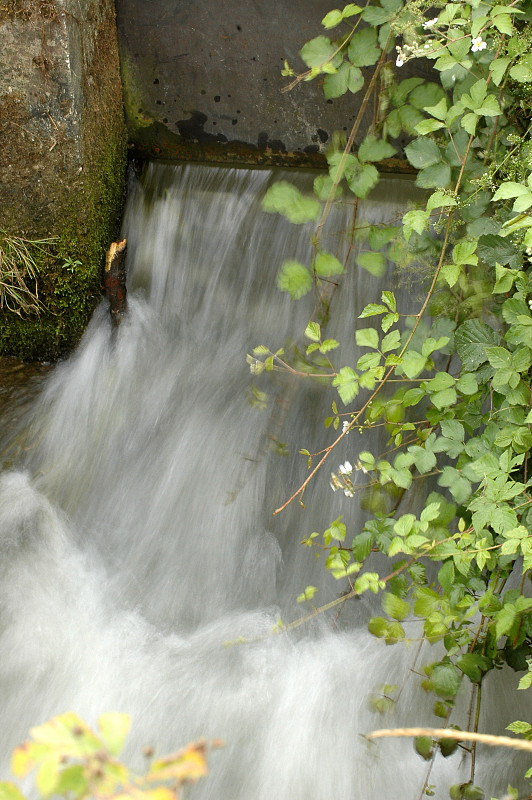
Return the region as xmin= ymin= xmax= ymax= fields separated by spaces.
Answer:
xmin=396 ymin=56 xmax=404 ymax=67
xmin=344 ymin=489 xmax=354 ymax=498
xmin=528 ymin=299 xmax=532 ymax=311
xmin=338 ymin=460 xmax=352 ymax=475
xmin=342 ymin=420 xmax=350 ymax=435
xmin=423 ymin=17 xmax=438 ymax=29
xmin=471 ymin=36 xmax=487 ymax=52
xmin=355 ymin=459 xmax=368 ymax=475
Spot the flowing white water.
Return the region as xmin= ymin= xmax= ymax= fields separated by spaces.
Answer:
xmin=0 ymin=163 xmax=527 ymax=798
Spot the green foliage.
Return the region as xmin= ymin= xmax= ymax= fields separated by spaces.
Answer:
xmin=253 ymin=1 xmax=532 ymax=796
xmin=0 ymin=713 xmax=212 ymax=800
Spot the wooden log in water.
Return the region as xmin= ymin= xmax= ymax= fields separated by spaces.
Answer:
xmin=103 ymin=239 xmax=128 ymax=325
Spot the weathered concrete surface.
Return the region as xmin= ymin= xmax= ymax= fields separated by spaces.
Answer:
xmin=0 ymin=0 xmax=127 ymax=360
xmin=115 ymin=0 xmax=418 ymax=166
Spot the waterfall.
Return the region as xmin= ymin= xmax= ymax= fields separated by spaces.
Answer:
xmin=0 ymin=163 xmax=526 ymax=799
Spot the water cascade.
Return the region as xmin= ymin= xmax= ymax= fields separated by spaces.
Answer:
xmin=0 ymin=163 xmax=526 ymax=799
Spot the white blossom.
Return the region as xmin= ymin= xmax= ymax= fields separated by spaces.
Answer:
xmin=338 ymin=461 xmax=352 ymax=475
xmin=396 ymin=56 xmax=404 ymax=67
xmin=342 ymin=420 xmax=350 ymax=435
xmin=471 ymin=36 xmax=487 ymax=52
xmin=423 ymin=17 xmax=438 ymax=28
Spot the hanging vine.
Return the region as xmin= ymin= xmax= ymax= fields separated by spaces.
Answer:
xmin=249 ymin=0 xmax=532 ymax=796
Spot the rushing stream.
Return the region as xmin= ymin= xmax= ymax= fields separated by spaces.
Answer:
xmin=0 ymin=163 xmax=527 ymax=799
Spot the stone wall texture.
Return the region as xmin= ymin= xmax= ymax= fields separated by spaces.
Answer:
xmin=0 ymin=0 xmax=127 ymax=360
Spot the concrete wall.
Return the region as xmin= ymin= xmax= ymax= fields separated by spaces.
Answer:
xmin=115 ymin=0 xmax=413 ymax=166
xmin=0 ymin=0 xmax=127 ymax=360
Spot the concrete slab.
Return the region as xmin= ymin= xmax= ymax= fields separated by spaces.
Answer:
xmin=115 ymin=0 xmax=420 ymax=165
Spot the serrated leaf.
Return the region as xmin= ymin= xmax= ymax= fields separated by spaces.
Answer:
xmin=405 ymin=138 xmax=442 ymax=169
xmin=347 ymin=27 xmax=380 ymax=67
xmin=426 ymin=191 xmax=457 ymax=211
xmin=402 ymin=210 xmax=430 ymax=241
xmin=455 ymin=319 xmax=499 ymax=370
xmin=346 ymin=162 xmax=379 ymax=198
xmin=321 ymin=9 xmax=344 ymax=28
xmin=382 ymin=592 xmax=410 ymax=621
xmin=332 ymin=367 xmax=359 ymax=404
xmin=305 ymin=321 xmax=321 ymax=342
xmin=401 ymin=350 xmax=427 ymax=379
xmin=358 ymin=136 xmax=397 ymax=163
xmin=356 ymin=327 xmax=379 ymax=349
xmin=415 ymin=162 xmax=451 ymax=189
xmin=300 ymin=36 xmax=337 ymax=68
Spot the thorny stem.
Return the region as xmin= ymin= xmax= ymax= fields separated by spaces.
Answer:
xmin=273 ymin=112 xmax=474 ymax=517
xmin=273 ymin=209 xmax=454 ymax=515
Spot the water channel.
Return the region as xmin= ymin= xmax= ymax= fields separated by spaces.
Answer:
xmin=0 ymin=163 xmax=527 ymax=799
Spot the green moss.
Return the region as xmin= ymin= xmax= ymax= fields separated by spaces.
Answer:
xmin=0 ymin=1 xmax=128 ymax=361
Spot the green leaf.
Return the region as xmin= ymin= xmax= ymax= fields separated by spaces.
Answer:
xmin=98 ymin=712 xmax=131 ymax=757
xmin=314 ymin=174 xmax=343 ymax=201
xmin=490 ymin=56 xmax=511 ymax=86
xmin=426 ymin=191 xmax=457 ymax=212
xmin=297 ymin=585 xmax=318 ymax=603
xmin=404 ymin=138 xmax=442 ymax=169
xmin=382 ymin=592 xmax=410 ymax=621
xmin=495 ymin=604 xmax=517 ymax=640
xmin=332 ymin=367 xmax=359 ymax=404
xmin=314 ymin=252 xmax=344 ymax=278
xmin=415 ymin=162 xmax=451 ymax=189
xmin=358 ymin=136 xmax=397 ymax=163
xmin=356 ymin=327 xmax=379 ymax=349
xmin=300 ymin=36 xmax=338 ymax=68
xmin=347 ymin=27 xmax=380 ymax=67
xmin=408 ymin=445 xmax=437 ymax=474
xmin=510 ymin=56 xmax=532 ymax=82
xmin=455 ymin=319 xmax=499 ymax=370
xmin=415 ymin=119 xmax=447 ymax=135
xmin=402 ymin=210 xmax=430 ymax=241
xmin=321 ymin=9 xmax=344 ymax=28
xmin=381 ymin=330 xmax=400 ymax=353
xmin=431 ymin=663 xmax=461 ymax=699
xmin=346 ymin=161 xmax=379 ymax=198
xmin=262 ymin=181 xmax=320 ymax=223
xmin=305 ymin=321 xmax=321 ymax=342
xmin=401 ymin=350 xmax=427 ymax=379
xmin=324 ymin=62 xmax=364 ymax=99
xmin=478 ymin=234 xmax=519 ymax=267
xmin=391 ymin=77 xmax=425 ymax=106
xmin=493 ymin=182 xmax=531 ymax=202
xmin=453 ymin=240 xmax=478 ymax=265
xmin=277 ymin=261 xmax=313 ymax=299
xmin=357 ymin=251 xmax=387 ymax=277
xmin=456 ymin=653 xmax=491 ymax=683
xmin=409 ymin=82 xmax=446 ymax=110
xmin=359 ymin=302 xmax=388 ymax=318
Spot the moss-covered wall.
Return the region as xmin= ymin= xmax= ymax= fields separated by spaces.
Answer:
xmin=0 ymin=0 xmax=127 ymax=361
